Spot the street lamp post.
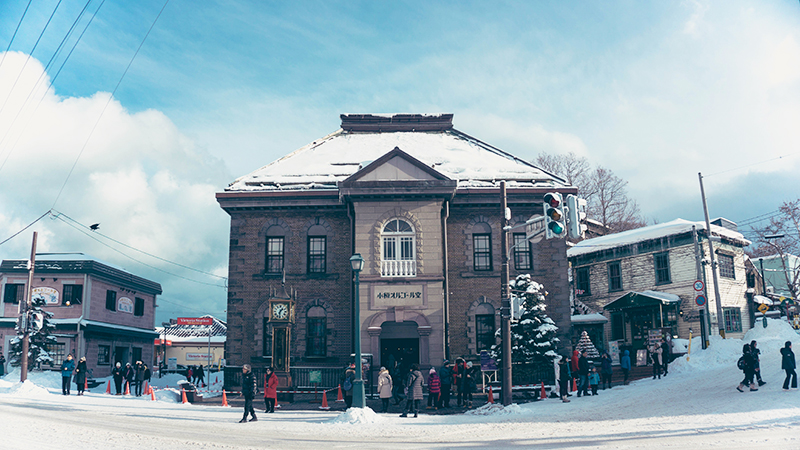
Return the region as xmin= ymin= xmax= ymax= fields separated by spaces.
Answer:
xmin=350 ymin=253 xmax=366 ymax=408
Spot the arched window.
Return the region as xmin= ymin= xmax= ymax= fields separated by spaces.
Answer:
xmin=306 ymin=306 xmax=327 ymax=357
xmin=381 ymin=219 xmax=416 ymax=277
xmin=475 ymin=303 xmax=496 ymax=352
xmin=472 ymin=222 xmax=493 ymax=271
xmin=307 ymin=224 xmax=327 ymax=274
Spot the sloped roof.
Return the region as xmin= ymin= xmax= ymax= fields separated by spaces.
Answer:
xmin=225 ymin=114 xmax=568 ymax=192
xmin=156 ymin=315 xmax=227 ymax=339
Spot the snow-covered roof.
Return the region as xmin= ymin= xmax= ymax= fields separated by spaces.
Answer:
xmin=156 ymin=315 xmax=227 ymax=339
xmin=225 ymin=114 xmax=568 ymax=192
xmin=567 ymin=219 xmax=751 ymax=258
xmin=640 ymin=290 xmax=681 ymax=303
xmin=753 ymin=295 xmax=773 ymax=305
xmin=571 ymin=313 xmax=609 ymax=324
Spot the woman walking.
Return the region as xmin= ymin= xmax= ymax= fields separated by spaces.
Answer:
xmin=737 ymin=344 xmax=758 ymax=392
xmin=377 ymin=366 xmax=393 ymax=413
xmin=781 ymin=341 xmax=797 ymax=391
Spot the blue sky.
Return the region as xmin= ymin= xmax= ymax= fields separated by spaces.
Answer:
xmin=1 ymin=0 xmax=800 ymax=322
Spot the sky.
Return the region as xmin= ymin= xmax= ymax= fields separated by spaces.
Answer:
xmin=1 ymin=0 xmax=799 ymax=323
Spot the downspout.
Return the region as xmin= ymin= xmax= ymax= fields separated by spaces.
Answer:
xmin=347 ymin=200 xmax=356 ymax=356
xmin=441 ymin=199 xmax=450 ymax=361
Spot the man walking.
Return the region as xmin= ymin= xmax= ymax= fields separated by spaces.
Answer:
xmin=577 ymin=350 xmax=590 ymax=397
xmin=60 ymin=354 xmax=76 ymax=395
xmin=240 ymin=364 xmax=257 ymax=423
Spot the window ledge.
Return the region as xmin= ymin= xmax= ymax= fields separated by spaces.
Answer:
xmin=460 ymin=272 xmax=499 ymax=278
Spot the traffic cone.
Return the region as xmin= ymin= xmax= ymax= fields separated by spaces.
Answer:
xmin=540 ymin=382 xmax=546 ymax=400
xmin=143 ymin=381 xmax=149 ymax=395
xmin=572 ymin=378 xmax=577 ymax=393
xmin=319 ymin=390 xmax=330 ymax=410
xmin=84 ymin=378 xmax=88 ymax=393
xmin=181 ymin=389 xmax=188 ymax=404
xmin=336 ymin=384 xmax=344 ymax=402
xmin=125 ymin=382 xmax=130 ymax=395
xmin=221 ymin=390 xmax=229 ymax=407
xmin=105 ymin=381 xmax=111 ymax=395
xmin=487 ymin=386 xmax=494 ymax=404
xmin=150 ymin=386 xmax=156 ymax=401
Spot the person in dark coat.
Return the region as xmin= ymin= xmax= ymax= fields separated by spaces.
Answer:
xmin=196 ymin=364 xmax=206 ymax=387
xmin=577 ymin=350 xmax=590 ymax=397
xmin=600 ymin=352 xmax=613 ymax=389
xmin=737 ymin=344 xmax=758 ymax=392
xmin=263 ymin=367 xmax=278 ymax=413
xmin=123 ymin=362 xmax=135 ymax=394
xmin=661 ymin=338 xmax=672 ymax=376
xmin=750 ymin=340 xmax=766 ymax=386
xmin=112 ymin=362 xmax=124 ymax=395
xmin=187 ymin=366 xmax=193 ymax=382
xmin=454 ymin=358 xmax=467 ymax=407
xmin=240 ymin=364 xmax=257 ymax=422
xmin=558 ymin=355 xmax=571 ymax=402
xmin=60 ymin=354 xmax=75 ymax=395
xmin=459 ymin=361 xmax=478 ymax=408
xmin=400 ymin=364 xmax=423 ymax=418
xmin=342 ymin=363 xmax=355 ymax=408
xmin=134 ymin=361 xmax=145 ymax=396
xmin=143 ymin=364 xmax=152 ymax=391
xmin=391 ymin=362 xmax=405 ymax=405
xmin=0 ymin=353 xmax=6 ymax=376
xmin=74 ymin=357 xmax=88 ymax=395
xmin=439 ymin=360 xmax=452 ymax=408
xmin=620 ymin=350 xmax=631 ymax=385
xmin=781 ymin=341 xmax=796 ymax=391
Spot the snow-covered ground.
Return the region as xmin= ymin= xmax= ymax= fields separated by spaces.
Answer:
xmin=3 ymin=320 xmax=800 ymax=449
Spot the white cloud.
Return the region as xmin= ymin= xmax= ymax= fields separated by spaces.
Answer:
xmin=0 ymin=52 xmax=231 ymax=322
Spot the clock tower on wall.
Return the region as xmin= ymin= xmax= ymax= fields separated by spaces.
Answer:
xmin=264 ymin=284 xmax=296 ymax=391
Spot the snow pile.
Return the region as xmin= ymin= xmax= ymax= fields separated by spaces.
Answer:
xmin=326 ymin=407 xmax=384 ymax=424
xmin=1 ymin=379 xmax=51 ymax=397
xmin=464 ymin=402 xmax=523 ymax=416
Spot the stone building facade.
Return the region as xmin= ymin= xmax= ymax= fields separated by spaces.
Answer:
xmin=217 ymin=114 xmax=575 ymax=385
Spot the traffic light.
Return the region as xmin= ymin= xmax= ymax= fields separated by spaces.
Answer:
xmin=543 ymin=192 xmax=566 ymax=239
xmin=565 ymin=194 xmax=588 ymax=240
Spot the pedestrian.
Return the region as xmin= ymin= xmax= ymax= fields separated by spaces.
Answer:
xmin=589 ymin=367 xmax=600 ymax=396
xmin=439 ymin=360 xmax=452 ymax=408
xmin=620 ymin=350 xmax=631 ymax=385
xmin=377 ymin=366 xmax=393 ymax=413
xmin=197 ymin=364 xmax=206 ymax=387
xmin=600 ymin=352 xmax=613 ymax=389
xmin=0 ymin=353 xmax=6 ymax=377
xmin=461 ymin=361 xmax=477 ymax=408
xmin=263 ymin=366 xmax=278 ymax=413
xmin=343 ymin=363 xmax=355 ymax=408
xmin=134 ymin=361 xmax=145 ymax=396
xmin=123 ymin=362 xmax=135 ymax=394
xmin=391 ymin=363 xmax=405 ymax=406
xmin=781 ymin=341 xmax=797 ymax=391
xmin=74 ymin=356 xmax=88 ymax=395
xmin=737 ymin=343 xmax=758 ymax=392
xmin=112 ymin=362 xmax=124 ymax=395
xmin=571 ymin=349 xmax=580 ymax=375
xmin=577 ymin=350 xmax=590 ymax=397
xmin=239 ymin=364 xmax=257 ymax=422
xmin=650 ymin=343 xmax=662 ymax=380
xmin=143 ymin=364 xmax=152 ymax=391
xmin=61 ymin=354 xmax=76 ymax=395
xmin=750 ymin=341 xmax=766 ymax=386
xmin=400 ymin=363 xmax=423 ymax=418
xmin=558 ymin=355 xmax=571 ymax=402
xmin=661 ymin=338 xmax=672 ymax=376
xmin=427 ymin=368 xmax=441 ymax=410
xmin=454 ymin=358 xmax=467 ymax=407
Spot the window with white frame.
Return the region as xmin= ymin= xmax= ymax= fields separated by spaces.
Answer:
xmin=381 ymin=219 xmax=416 ymax=277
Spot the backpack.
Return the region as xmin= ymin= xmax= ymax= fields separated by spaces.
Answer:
xmin=343 ymin=376 xmax=353 ymax=391
xmin=737 ymin=356 xmax=745 ymax=370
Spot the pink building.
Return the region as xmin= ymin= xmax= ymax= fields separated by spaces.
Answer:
xmin=1 ymin=253 xmax=161 ymax=378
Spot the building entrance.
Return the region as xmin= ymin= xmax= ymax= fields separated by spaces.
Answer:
xmin=114 ymin=346 xmax=128 ymax=365
xmin=379 ymin=321 xmax=419 ymax=371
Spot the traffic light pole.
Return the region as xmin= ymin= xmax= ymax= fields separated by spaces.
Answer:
xmin=20 ymin=232 xmax=38 ymax=382
xmin=500 ymin=182 xmax=513 ymax=406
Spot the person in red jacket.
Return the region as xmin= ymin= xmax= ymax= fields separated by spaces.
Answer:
xmin=427 ymin=368 xmax=441 ymax=410
xmin=264 ymin=367 xmax=278 ymax=413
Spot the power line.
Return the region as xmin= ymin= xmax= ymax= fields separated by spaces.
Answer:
xmin=51 ymin=0 xmax=170 ymax=209
xmin=52 ymin=209 xmax=227 ymax=280
xmin=0 ymin=210 xmax=50 ymax=247
xmin=0 ymin=0 xmax=33 ymax=73
xmin=705 ymin=152 xmax=800 ymax=178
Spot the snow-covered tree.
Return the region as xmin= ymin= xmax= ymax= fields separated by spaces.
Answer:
xmin=492 ymin=274 xmax=559 ymax=365
xmin=576 ymin=330 xmax=600 ymax=359
xmin=8 ymin=294 xmax=57 ymax=370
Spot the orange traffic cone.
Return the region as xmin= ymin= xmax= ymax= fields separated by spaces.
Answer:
xmin=540 ymin=382 xmax=546 ymax=400
xmin=143 ymin=381 xmax=149 ymax=395
xmin=150 ymin=386 xmax=156 ymax=401
xmin=487 ymin=386 xmax=494 ymax=404
xmin=181 ymin=389 xmax=188 ymax=404
xmin=572 ymin=378 xmax=577 ymax=393
xmin=221 ymin=390 xmax=229 ymax=407
xmin=105 ymin=381 xmax=111 ymax=395
xmin=84 ymin=377 xmax=88 ymax=392
xmin=125 ymin=382 xmax=130 ymax=395
xmin=336 ymin=384 xmax=344 ymax=402
xmin=319 ymin=389 xmax=330 ymax=410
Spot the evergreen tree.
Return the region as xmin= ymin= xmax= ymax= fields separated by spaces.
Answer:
xmin=576 ymin=330 xmax=600 ymax=359
xmin=491 ymin=274 xmax=559 ymax=365
xmin=9 ymin=294 xmax=57 ymax=370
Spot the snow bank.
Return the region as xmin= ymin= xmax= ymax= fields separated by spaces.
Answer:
xmin=326 ymin=407 xmax=384 ymax=424
xmin=0 ymin=379 xmax=51 ymax=397
xmin=464 ymin=403 xmax=524 ymax=416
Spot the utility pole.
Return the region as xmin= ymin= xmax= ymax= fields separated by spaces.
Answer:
xmin=20 ymin=231 xmax=38 ymax=382
xmin=698 ymin=173 xmax=725 ymax=338
xmin=692 ymin=226 xmax=708 ymax=349
xmin=500 ymin=181 xmax=512 ymax=405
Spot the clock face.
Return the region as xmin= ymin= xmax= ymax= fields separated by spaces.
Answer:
xmin=272 ymin=303 xmax=289 ymax=320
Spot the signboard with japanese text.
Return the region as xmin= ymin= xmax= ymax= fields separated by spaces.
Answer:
xmin=32 ymin=287 xmax=59 ymax=305
xmin=177 ymin=317 xmax=213 ymax=326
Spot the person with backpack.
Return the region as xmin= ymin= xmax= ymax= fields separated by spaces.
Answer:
xmin=781 ymin=341 xmax=796 ymax=391
xmin=400 ymin=364 xmax=423 ymax=418
xmin=737 ymin=344 xmax=758 ymax=392
xmin=342 ymin=363 xmax=355 ymax=408
xmin=750 ymin=341 xmax=766 ymax=386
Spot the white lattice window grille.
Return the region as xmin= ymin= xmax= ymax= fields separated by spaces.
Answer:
xmin=381 ymin=219 xmax=416 ymax=277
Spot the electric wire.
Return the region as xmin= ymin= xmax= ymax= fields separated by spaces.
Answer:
xmin=704 ymin=152 xmax=800 ymax=178
xmin=0 ymin=210 xmax=50 ymax=247
xmin=0 ymin=0 xmax=33 ymax=73
xmin=51 ymin=0 xmax=170 ymax=209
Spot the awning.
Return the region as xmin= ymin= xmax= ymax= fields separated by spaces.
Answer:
xmin=753 ymin=295 xmax=773 ymax=306
xmin=604 ymin=291 xmax=682 ymax=311
xmin=571 ymin=313 xmax=609 ymax=324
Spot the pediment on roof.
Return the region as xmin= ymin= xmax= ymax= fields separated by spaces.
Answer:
xmin=342 ymin=147 xmax=451 ymax=183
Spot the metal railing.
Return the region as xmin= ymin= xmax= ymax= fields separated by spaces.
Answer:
xmin=224 ymin=366 xmax=371 ymax=392
xmin=381 ymin=259 xmax=416 ymax=277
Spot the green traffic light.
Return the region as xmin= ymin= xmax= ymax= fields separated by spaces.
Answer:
xmin=548 ymin=222 xmax=564 ymax=235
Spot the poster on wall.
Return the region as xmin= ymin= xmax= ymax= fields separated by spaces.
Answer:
xmin=32 ymin=287 xmax=59 ymax=305
xmin=168 ymin=357 xmax=177 ymax=370
xmin=118 ymin=297 xmax=134 ymax=314
xmin=636 ymin=349 xmax=648 ymax=367
xmin=608 ymin=340 xmax=620 ymax=366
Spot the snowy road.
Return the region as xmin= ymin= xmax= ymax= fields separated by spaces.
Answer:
xmin=4 ymin=320 xmax=800 ymax=449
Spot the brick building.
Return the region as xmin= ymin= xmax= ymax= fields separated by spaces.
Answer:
xmin=216 ymin=114 xmax=575 ymax=386
xmin=1 ymin=253 xmax=161 ymax=377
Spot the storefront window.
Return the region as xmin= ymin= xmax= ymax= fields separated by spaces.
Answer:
xmin=98 ymin=345 xmax=110 ymax=365
xmin=724 ymin=307 xmax=742 ymax=333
